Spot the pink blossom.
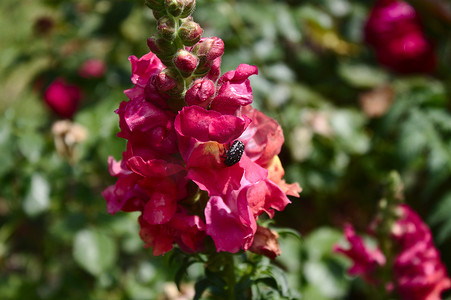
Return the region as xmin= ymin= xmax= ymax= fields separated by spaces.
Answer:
xmin=393 ymin=205 xmax=451 ymax=300
xmin=124 ymin=51 xmax=168 ymax=108
xmin=139 ymin=211 xmax=206 ymax=256
xmin=174 ymin=105 xmax=250 ymax=145
xmin=335 ymin=205 xmax=451 ymax=299
xmin=129 ymin=52 xmax=164 ymax=87
xmin=116 ymin=97 xmax=178 ymax=159
xmin=364 ymin=0 xmax=436 ymax=74
xmin=210 ymin=64 xmax=258 ymax=114
xmin=78 ymin=59 xmax=106 ymax=78
xmin=333 ymin=223 xmax=386 ymax=280
xmin=205 ymin=189 xmax=257 ymax=253
xmin=44 ymin=77 xmax=82 ymax=118
xmin=240 ymin=106 xmax=284 ymax=168
xmin=241 ymin=106 xmax=301 ymax=197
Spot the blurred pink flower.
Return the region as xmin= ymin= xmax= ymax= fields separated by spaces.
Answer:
xmin=392 ymin=205 xmax=451 ymax=300
xmin=335 ymin=205 xmax=451 ymax=299
xmin=364 ymin=0 xmax=436 ymax=74
xmin=333 ymin=223 xmax=386 ymax=281
xmin=44 ymin=77 xmax=82 ymax=118
xmin=78 ymin=59 xmax=106 ymax=78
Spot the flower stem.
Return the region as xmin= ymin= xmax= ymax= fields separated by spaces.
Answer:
xmin=224 ymin=253 xmax=236 ymax=300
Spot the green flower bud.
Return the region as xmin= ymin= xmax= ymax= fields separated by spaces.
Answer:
xmin=147 ymin=35 xmax=177 ymax=56
xmin=180 ymin=0 xmax=196 ymax=18
xmin=178 ymin=20 xmax=203 ymax=46
xmin=145 ymin=0 xmax=165 ymax=11
xmin=152 ymin=9 xmax=166 ymax=21
xmin=158 ymin=16 xmax=177 ymax=41
xmin=165 ymin=0 xmax=184 ymax=17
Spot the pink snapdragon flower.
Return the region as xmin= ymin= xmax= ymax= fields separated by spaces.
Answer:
xmin=364 ymin=0 xmax=436 ymax=74
xmin=335 ymin=204 xmax=451 ymax=299
xmin=392 ymin=205 xmax=451 ymax=300
xmin=104 ymin=41 xmax=300 ymax=256
xmin=44 ymin=77 xmax=82 ymax=119
xmin=333 ymin=223 xmax=386 ymax=282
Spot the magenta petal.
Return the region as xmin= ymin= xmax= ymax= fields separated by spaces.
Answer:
xmin=143 ymin=191 xmax=177 ymax=225
xmin=127 ymin=156 xmax=184 ymax=177
xmin=175 ymin=106 xmax=248 ymax=144
xmin=205 ymin=194 xmax=256 ymax=253
xmin=210 ymin=64 xmax=258 ymax=114
xmin=129 ymin=52 xmax=164 ymax=87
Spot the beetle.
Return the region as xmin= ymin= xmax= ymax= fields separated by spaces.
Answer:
xmin=222 ymin=140 xmax=245 ymax=166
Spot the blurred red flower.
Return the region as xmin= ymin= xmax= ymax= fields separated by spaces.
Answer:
xmin=44 ymin=78 xmax=82 ymax=119
xmin=364 ymin=0 xmax=436 ymax=74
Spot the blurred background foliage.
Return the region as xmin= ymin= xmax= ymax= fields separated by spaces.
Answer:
xmin=1 ymin=0 xmax=451 ymax=299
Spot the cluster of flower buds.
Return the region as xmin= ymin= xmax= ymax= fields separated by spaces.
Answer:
xmin=143 ymin=0 xmax=226 ymax=108
xmin=103 ymin=0 xmax=301 ymax=257
xmin=334 ymin=173 xmax=450 ymax=300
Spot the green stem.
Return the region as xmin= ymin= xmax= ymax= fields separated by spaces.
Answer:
xmin=224 ymin=253 xmax=236 ymax=300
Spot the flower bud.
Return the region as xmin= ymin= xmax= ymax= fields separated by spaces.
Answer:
xmin=180 ymin=0 xmax=196 ymax=18
xmin=165 ymin=0 xmax=185 ymax=17
xmin=147 ymin=35 xmax=177 ymax=56
xmin=158 ymin=16 xmax=177 ymax=41
xmin=155 ymin=68 xmax=183 ymax=94
xmin=178 ymin=20 xmax=203 ymax=46
xmin=185 ymin=79 xmax=215 ymax=108
xmin=249 ymin=226 xmax=282 ymax=260
xmin=191 ymin=37 xmax=224 ymax=75
xmin=152 ymin=9 xmax=166 ymax=21
xmin=145 ymin=0 xmax=165 ymax=11
xmin=173 ymin=49 xmax=198 ymax=76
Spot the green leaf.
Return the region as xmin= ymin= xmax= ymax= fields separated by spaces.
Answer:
xmin=73 ymin=228 xmax=117 ymax=276
xmin=303 ymin=260 xmax=348 ymax=299
xmin=276 ymin=228 xmax=303 ymax=242
xmin=194 ymin=278 xmax=210 ymax=300
xmin=23 ymin=173 xmax=50 ymax=217
xmin=338 ymin=62 xmax=388 ymax=88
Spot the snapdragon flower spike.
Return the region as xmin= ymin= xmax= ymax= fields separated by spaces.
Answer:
xmin=334 ymin=204 xmax=451 ymax=300
xmin=103 ymin=1 xmax=301 ymax=256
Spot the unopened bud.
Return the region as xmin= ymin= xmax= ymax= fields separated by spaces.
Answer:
xmin=180 ymin=0 xmax=196 ymax=18
xmin=147 ymin=36 xmax=177 ymax=56
xmin=185 ymin=79 xmax=215 ymax=108
xmin=147 ymin=36 xmax=160 ymax=54
xmin=249 ymin=226 xmax=281 ymax=260
xmin=145 ymin=0 xmax=165 ymax=11
xmin=155 ymin=69 xmax=183 ymax=94
xmin=191 ymin=37 xmax=224 ymax=61
xmin=173 ymin=49 xmax=198 ymax=76
xmin=158 ymin=16 xmax=177 ymax=41
xmin=178 ymin=20 xmax=203 ymax=46
xmin=191 ymin=37 xmax=224 ymax=75
xmin=152 ymin=9 xmax=166 ymax=20
xmin=165 ymin=0 xmax=184 ymax=17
